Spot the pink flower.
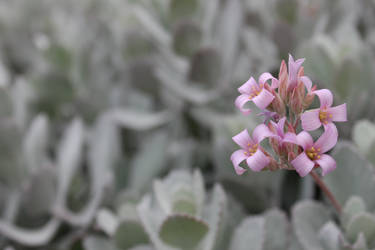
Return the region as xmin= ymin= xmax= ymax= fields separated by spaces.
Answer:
xmin=287 ymin=54 xmax=313 ymax=92
xmin=230 ymin=124 xmax=274 ymax=175
xmin=235 ymin=73 xmax=277 ymax=115
xmin=269 ymin=117 xmax=298 ymax=145
xmin=291 ymin=124 xmax=338 ymax=177
xmin=301 ymin=89 xmax=347 ymax=131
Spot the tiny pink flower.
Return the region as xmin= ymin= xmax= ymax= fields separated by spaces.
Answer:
xmin=301 ymin=89 xmax=347 ymax=131
xmin=287 ymin=54 xmax=313 ymax=92
xmin=291 ymin=124 xmax=338 ymax=177
xmin=230 ymin=124 xmax=274 ymax=175
xmin=235 ymin=73 xmax=277 ymax=115
xmin=269 ymin=117 xmax=298 ymax=145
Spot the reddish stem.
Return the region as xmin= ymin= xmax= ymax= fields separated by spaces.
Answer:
xmin=310 ymin=171 xmax=342 ymax=214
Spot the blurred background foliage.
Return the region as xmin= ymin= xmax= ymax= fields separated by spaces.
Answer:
xmin=1 ymin=0 xmax=375 ymax=249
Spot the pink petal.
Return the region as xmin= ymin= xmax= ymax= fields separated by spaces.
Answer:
xmin=258 ymin=72 xmax=274 ymax=85
xmin=230 ymin=149 xmax=248 ymax=175
xmin=252 ymin=88 xmax=274 ymax=110
xmin=291 ymin=152 xmax=315 ymax=177
xmin=232 ymin=129 xmax=254 ymax=149
xmin=252 ymin=124 xmax=274 ymax=144
xmin=314 ymin=89 xmax=333 ymax=108
xmin=277 ymin=117 xmax=286 ymax=136
xmin=235 ymin=94 xmax=252 ymax=115
xmin=315 ymin=154 xmax=336 ymax=176
xmin=301 ymin=109 xmax=321 ymax=131
xmin=238 ymin=77 xmax=258 ymax=94
xmin=314 ymin=123 xmax=338 ymax=153
xmin=246 ymin=149 xmax=270 ymax=172
xmin=271 ymin=78 xmax=279 ymax=89
xmin=283 ymin=132 xmax=298 ymax=144
xmin=288 ymin=54 xmax=305 ymax=89
xmin=296 ymin=131 xmax=314 ymax=150
xmin=300 ymin=76 xmax=312 ymax=92
xmin=328 ymin=103 xmax=347 ymax=122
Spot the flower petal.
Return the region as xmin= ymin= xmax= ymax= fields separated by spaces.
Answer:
xmin=235 ymin=94 xmax=252 ymax=115
xmin=238 ymin=77 xmax=257 ymax=94
xmin=314 ymin=123 xmax=338 ymax=153
xmin=271 ymin=78 xmax=279 ymax=89
xmin=258 ymin=72 xmax=274 ymax=85
xmin=230 ymin=149 xmax=248 ymax=175
xmin=232 ymin=129 xmax=254 ymax=149
xmin=277 ymin=117 xmax=286 ymax=136
xmin=291 ymin=152 xmax=315 ymax=177
xmin=300 ymin=76 xmax=312 ymax=92
xmin=252 ymin=88 xmax=274 ymax=110
xmin=252 ymin=124 xmax=274 ymax=144
xmin=296 ymin=131 xmax=314 ymax=150
xmin=246 ymin=149 xmax=270 ymax=172
xmin=301 ymin=109 xmax=321 ymax=131
xmin=283 ymin=132 xmax=298 ymax=144
xmin=328 ymin=103 xmax=347 ymax=122
xmin=315 ymin=154 xmax=336 ymax=176
xmin=314 ymin=89 xmax=333 ymax=108
xmin=288 ymin=54 xmax=305 ymax=89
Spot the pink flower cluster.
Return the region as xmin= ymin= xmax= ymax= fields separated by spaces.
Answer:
xmin=231 ymin=55 xmax=347 ymax=177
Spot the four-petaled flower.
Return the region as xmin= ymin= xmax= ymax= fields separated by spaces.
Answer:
xmin=301 ymin=89 xmax=347 ymax=131
xmin=235 ymin=73 xmax=277 ymax=115
xmin=291 ymin=124 xmax=338 ymax=177
xmin=230 ymin=124 xmax=274 ymax=175
xmin=269 ymin=117 xmax=298 ymax=145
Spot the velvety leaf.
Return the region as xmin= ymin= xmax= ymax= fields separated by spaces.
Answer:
xmin=341 ymin=196 xmax=367 ymax=230
xmin=115 ymin=220 xmax=149 ymax=250
xmin=323 ymin=143 xmax=375 ymax=210
xmin=353 ymin=120 xmax=375 ymax=155
xmin=317 ymin=221 xmax=341 ymax=250
xmin=229 ymin=216 xmax=265 ymax=250
xmin=83 ymin=235 xmax=118 ymax=250
xmin=292 ymin=200 xmax=331 ymax=250
xmin=346 ymin=212 xmax=375 ymax=247
xmin=159 ymin=214 xmax=209 ymax=250
xmin=264 ymin=209 xmax=289 ymax=250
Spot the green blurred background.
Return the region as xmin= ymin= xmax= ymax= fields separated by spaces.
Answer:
xmin=1 ymin=0 xmax=375 ymax=249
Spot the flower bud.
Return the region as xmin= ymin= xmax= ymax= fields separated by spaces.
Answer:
xmin=271 ymin=90 xmax=286 ymax=117
xmin=278 ymin=60 xmax=288 ymax=101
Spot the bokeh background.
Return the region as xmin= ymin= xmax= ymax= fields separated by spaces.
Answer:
xmin=1 ymin=0 xmax=375 ymax=249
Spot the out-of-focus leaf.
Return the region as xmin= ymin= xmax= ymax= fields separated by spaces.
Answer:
xmin=317 ymin=221 xmax=341 ymax=250
xmin=159 ymin=214 xmax=208 ymax=250
xmin=341 ymin=196 xmax=367 ymax=230
xmin=56 ymin=118 xmax=84 ymax=208
xmin=264 ymin=209 xmax=289 ymax=250
xmin=83 ymin=235 xmax=118 ymax=250
xmin=292 ymin=200 xmax=330 ymax=250
xmin=346 ymin=213 xmax=375 ymax=247
xmin=173 ymin=20 xmax=201 ymax=57
xmin=353 ymin=120 xmax=375 ymax=155
xmin=96 ymin=209 xmax=119 ymax=236
xmin=323 ymin=143 xmax=375 ymax=210
xmin=115 ymin=220 xmax=149 ymax=249
xmin=23 ymin=114 xmax=49 ymax=173
xmin=229 ymin=216 xmax=265 ymax=250
xmin=109 ymin=109 xmax=172 ymax=131
xmin=128 ymin=132 xmax=168 ymax=191
xmin=0 ymin=219 xmax=60 ymax=247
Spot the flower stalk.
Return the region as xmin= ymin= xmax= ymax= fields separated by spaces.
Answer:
xmin=310 ymin=170 xmax=342 ymax=214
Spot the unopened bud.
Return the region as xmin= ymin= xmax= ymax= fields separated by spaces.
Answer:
xmin=278 ymin=60 xmax=288 ymax=101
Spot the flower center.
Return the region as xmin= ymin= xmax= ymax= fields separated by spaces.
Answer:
xmin=319 ymin=109 xmax=332 ymax=124
xmin=248 ymin=84 xmax=263 ymax=99
xmin=244 ymin=143 xmax=258 ymax=156
xmin=306 ymin=146 xmax=321 ymax=160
